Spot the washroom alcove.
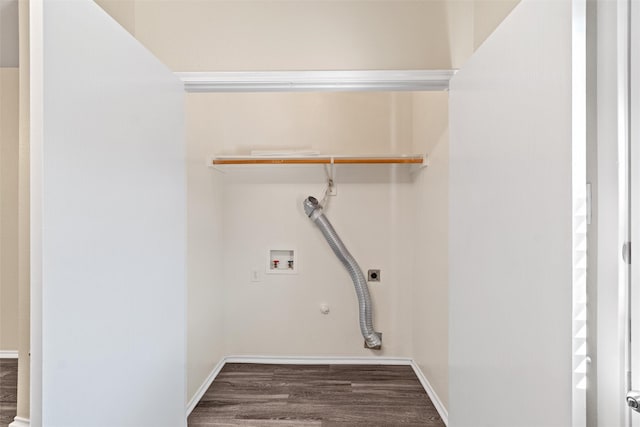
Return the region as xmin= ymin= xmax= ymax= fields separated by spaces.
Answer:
xmin=185 ymin=87 xmax=451 ymax=416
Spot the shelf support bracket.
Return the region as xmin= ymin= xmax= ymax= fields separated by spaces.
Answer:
xmin=324 ymin=162 xmax=337 ymax=198
xmin=409 ymin=154 xmax=430 ymax=175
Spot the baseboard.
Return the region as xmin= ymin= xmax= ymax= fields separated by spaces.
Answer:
xmin=0 ymin=350 xmax=19 ymax=359
xmin=410 ymin=361 xmax=448 ymax=426
xmin=8 ymin=416 xmax=30 ymax=427
xmin=186 ymin=357 xmax=226 ymax=416
xmin=224 ymin=355 xmax=414 ymax=366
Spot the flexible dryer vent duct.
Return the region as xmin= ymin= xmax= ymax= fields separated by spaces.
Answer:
xmin=303 ymin=196 xmax=382 ymax=349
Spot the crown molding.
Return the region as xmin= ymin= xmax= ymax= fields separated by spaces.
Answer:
xmin=176 ymin=70 xmax=456 ymax=93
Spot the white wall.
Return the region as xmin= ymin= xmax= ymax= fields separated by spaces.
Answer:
xmin=36 ymin=2 xmax=186 ymax=426
xmin=449 ymin=1 xmax=573 ymax=426
xmin=594 ymin=1 xmax=627 ymax=425
xmin=185 ymin=96 xmax=225 ymax=402
xmin=412 ymin=92 xmax=449 ymax=410
xmin=0 ymin=67 xmax=19 ymax=352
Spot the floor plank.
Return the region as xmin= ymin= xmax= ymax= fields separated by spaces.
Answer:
xmin=0 ymin=359 xmax=17 ymax=427
xmin=188 ymin=364 xmax=445 ymax=427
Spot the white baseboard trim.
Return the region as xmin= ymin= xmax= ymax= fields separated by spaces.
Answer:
xmin=410 ymin=361 xmax=448 ymax=426
xmin=0 ymin=350 xmax=19 ymax=359
xmin=186 ymin=357 xmax=226 ymax=416
xmin=224 ymin=355 xmax=414 ymax=366
xmin=8 ymin=416 xmax=30 ymax=427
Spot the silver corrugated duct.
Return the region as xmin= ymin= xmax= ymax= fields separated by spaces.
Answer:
xmin=303 ymin=196 xmax=382 ymax=349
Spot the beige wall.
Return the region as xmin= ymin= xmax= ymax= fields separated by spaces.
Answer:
xmin=0 ymin=67 xmax=19 ymax=352
xmin=96 ymin=0 xmax=519 ymax=72
xmin=94 ymin=0 xmax=135 ymax=35
xmin=0 ymin=0 xmax=19 ymax=67
xmin=182 ymin=91 xmax=432 ymax=401
xmin=188 ymin=92 xmax=421 ymax=359
xmin=185 ymin=91 xmax=449 ymax=410
xmin=16 ymin=0 xmax=30 ymax=418
xmin=473 ymin=0 xmax=520 ymax=50
xmin=133 ymin=0 xmax=453 ymax=71
xmin=198 ymin=92 xmax=413 ymax=156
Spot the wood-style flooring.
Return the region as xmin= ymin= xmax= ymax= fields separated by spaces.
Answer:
xmin=0 ymin=359 xmax=17 ymax=427
xmin=188 ymin=363 xmax=445 ymax=427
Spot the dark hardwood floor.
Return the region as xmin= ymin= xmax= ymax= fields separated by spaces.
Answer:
xmin=188 ymin=363 xmax=445 ymax=427
xmin=0 ymin=359 xmax=17 ymax=427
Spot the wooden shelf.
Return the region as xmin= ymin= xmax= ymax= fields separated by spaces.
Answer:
xmin=211 ymin=155 xmax=426 ymax=166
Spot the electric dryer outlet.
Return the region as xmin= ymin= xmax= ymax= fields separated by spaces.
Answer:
xmin=368 ymin=269 xmax=380 ymax=282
